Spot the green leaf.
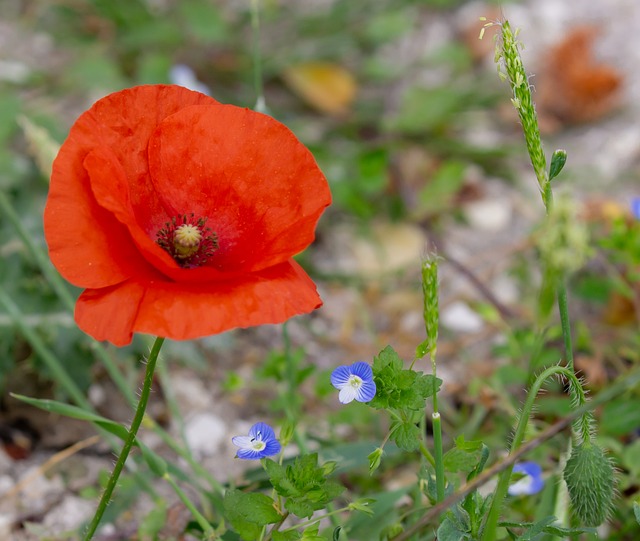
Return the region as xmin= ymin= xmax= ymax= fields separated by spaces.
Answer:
xmin=634 ymin=501 xmax=640 ymax=525
xmin=549 ymin=149 xmax=567 ymax=181
xmin=369 ymin=346 xmax=441 ymax=411
xmin=601 ymin=399 xmax=640 ymax=436
xmin=443 ymin=436 xmax=484 ymax=473
xmin=348 ymin=498 xmax=377 ymax=516
xmin=11 ymin=394 xmax=129 ymax=439
xmin=223 ymin=489 xmax=281 ymax=541
xmin=12 ymin=393 xmax=169 ymax=476
xmin=272 ymin=532 xmax=301 ymax=541
xmin=368 ymin=447 xmax=383 ymax=474
xmin=436 ymin=515 xmax=469 ymax=541
xmin=264 ymin=454 xmax=344 ymax=519
xmin=390 ymin=419 xmax=420 ymax=452
xmin=499 ymin=518 xmax=595 ymax=538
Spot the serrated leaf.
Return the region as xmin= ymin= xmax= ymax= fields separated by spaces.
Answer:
xmin=390 ymin=420 xmax=420 ymax=452
xmin=265 ymin=455 xmax=344 ymax=519
xmin=224 ymin=489 xmax=281 ymax=541
xmin=436 ymin=516 xmax=469 ymax=541
xmin=454 ymin=435 xmax=484 ymax=452
xmin=443 ymin=448 xmax=482 ymax=473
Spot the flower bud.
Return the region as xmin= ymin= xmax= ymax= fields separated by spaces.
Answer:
xmin=563 ymin=442 xmax=616 ymax=527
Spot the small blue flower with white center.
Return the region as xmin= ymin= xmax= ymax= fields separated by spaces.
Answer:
xmin=508 ymin=461 xmax=544 ymax=496
xmin=232 ymin=422 xmax=281 ymax=460
xmin=330 ymin=362 xmax=376 ymax=404
xmin=631 ymin=197 xmax=640 ymax=220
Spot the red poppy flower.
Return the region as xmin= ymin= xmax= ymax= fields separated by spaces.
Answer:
xmin=44 ymin=85 xmax=331 ymax=346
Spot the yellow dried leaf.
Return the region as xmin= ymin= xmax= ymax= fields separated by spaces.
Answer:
xmin=282 ymin=62 xmax=357 ymax=116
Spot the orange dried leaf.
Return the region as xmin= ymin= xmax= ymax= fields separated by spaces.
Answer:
xmin=283 ymin=62 xmax=357 ymax=116
xmin=538 ymin=26 xmax=623 ymax=126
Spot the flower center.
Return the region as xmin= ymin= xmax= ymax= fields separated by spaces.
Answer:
xmin=348 ymin=375 xmax=363 ymax=389
xmin=251 ymin=439 xmax=266 ymax=451
xmin=156 ymin=213 xmax=218 ymax=268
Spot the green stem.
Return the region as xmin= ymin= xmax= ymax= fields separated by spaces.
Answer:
xmin=163 ymin=473 xmax=215 ymax=539
xmin=480 ymin=365 xmax=586 ymax=541
xmin=251 ymin=0 xmax=266 ymax=112
xmin=432 ymin=412 xmax=445 ymax=502
xmin=84 ymin=337 xmax=165 ymax=540
xmin=430 ymin=350 xmax=445 ymax=503
xmin=1 ymin=191 xmax=226 ymax=495
xmin=418 ymin=442 xmax=436 ymax=468
xmin=556 ymin=281 xmax=574 ymax=372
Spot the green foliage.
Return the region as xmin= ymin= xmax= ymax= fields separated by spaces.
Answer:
xmin=370 ymin=345 xmax=441 ymax=411
xmin=264 ymin=454 xmax=345 ymax=518
xmin=443 ymin=436 xmax=484 ymax=473
xmin=223 ymin=489 xmax=281 ymax=540
xmin=500 ymin=518 xmax=595 ymax=539
xmin=368 ymin=346 xmax=442 ymax=451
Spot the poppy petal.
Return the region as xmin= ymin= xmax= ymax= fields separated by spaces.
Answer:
xmin=147 ymin=103 xmax=331 ymax=273
xmin=75 ymin=260 xmax=321 ymax=346
xmin=75 ymin=280 xmax=147 ymax=347
xmin=45 ymin=85 xmax=214 ymax=288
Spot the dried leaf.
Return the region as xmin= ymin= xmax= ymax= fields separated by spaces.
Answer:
xmin=282 ymin=62 xmax=357 ymax=116
xmin=538 ymin=26 xmax=623 ymax=127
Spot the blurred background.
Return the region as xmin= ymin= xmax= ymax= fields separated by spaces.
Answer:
xmin=1 ymin=0 xmax=639 ymax=538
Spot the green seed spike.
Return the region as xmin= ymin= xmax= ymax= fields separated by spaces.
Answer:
xmin=491 ymin=19 xmax=549 ymax=196
xmin=420 ymin=255 xmax=440 ymax=359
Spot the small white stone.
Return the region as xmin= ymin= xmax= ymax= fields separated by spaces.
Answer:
xmin=464 ymin=199 xmax=512 ymax=232
xmin=42 ymin=496 xmax=94 ymax=532
xmin=441 ymin=301 xmax=484 ymax=333
xmin=184 ymin=412 xmax=227 ymax=459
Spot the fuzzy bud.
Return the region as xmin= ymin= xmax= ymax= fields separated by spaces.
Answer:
xmin=563 ymin=442 xmax=616 ymax=527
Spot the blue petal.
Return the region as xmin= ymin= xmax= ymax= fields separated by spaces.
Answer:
xmin=236 ymin=447 xmax=266 ymax=460
xmin=513 ymin=461 xmax=542 ymax=477
xmin=249 ymin=422 xmax=275 ymax=442
xmin=262 ymin=438 xmax=282 ymax=457
xmin=509 ymin=462 xmax=544 ymax=495
xmin=356 ymin=380 xmax=377 ymax=402
xmin=632 ymin=197 xmax=640 ymax=220
xmin=331 ymin=365 xmax=354 ymax=388
xmin=350 ymin=361 xmax=373 ymax=382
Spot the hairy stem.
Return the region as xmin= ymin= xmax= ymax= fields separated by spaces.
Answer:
xmin=84 ymin=337 xmax=165 ymax=540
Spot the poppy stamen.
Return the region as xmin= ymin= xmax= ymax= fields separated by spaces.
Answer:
xmin=157 ymin=213 xmax=218 ymax=268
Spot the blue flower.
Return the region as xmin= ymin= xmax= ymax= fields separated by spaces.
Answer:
xmin=631 ymin=197 xmax=640 ymax=220
xmin=331 ymin=362 xmax=376 ymax=404
xmin=508 ymin=462 xmax=544 ymax=496
xmin=232 ymin=422 xmax=281 ymax=460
